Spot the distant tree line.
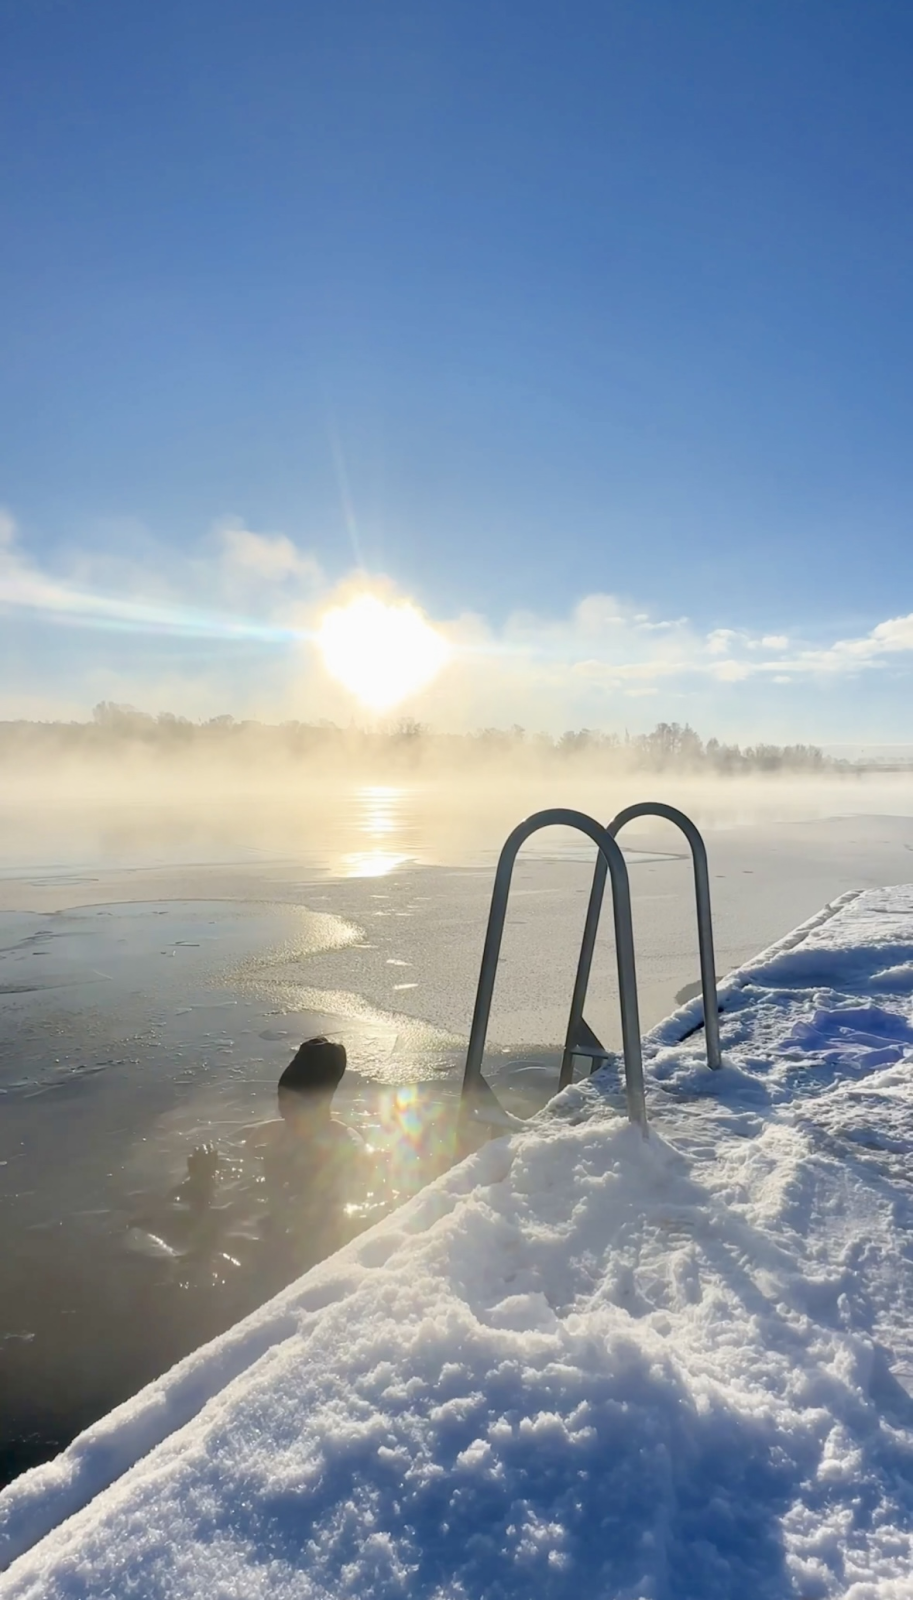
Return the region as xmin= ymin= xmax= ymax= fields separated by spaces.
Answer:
xmin=0 ymin=704 xmax=879 ymax=775
xmin=464 ymin=720 xmax=843 ymax=772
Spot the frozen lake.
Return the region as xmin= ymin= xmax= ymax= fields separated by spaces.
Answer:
xmin=2 ymin=774 xmax=913 ymax=1483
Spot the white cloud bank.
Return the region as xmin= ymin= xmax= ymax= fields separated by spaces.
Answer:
xmin=453 ymin=592 xmax=913 ymax=693
xmin=1 ymin=510 xmax=912 ymax=728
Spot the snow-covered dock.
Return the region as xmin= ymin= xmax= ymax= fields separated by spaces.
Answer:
xmin=3 ymin=886 xmax=913 ymax=1599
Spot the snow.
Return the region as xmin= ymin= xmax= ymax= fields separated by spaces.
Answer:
xmin=4 ymin=886 xmax=913 ymax=1598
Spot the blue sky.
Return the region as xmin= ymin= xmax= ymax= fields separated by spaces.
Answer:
xmin=2 ymin=0 xmax=913 ymax=737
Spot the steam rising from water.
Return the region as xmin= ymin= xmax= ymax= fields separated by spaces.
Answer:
xmin=1 ymin=745 xmax=913 ymax=881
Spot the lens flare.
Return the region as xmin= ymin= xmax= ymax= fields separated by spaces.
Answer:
xmin=373 ymin=1084 xmax=453 ymax=1193
xmin=316 ymin=594 xmax=450 ymax=711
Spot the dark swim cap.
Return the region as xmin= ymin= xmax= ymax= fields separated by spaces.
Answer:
xmin=278 ymin=1036 xmax=346 ymax=1097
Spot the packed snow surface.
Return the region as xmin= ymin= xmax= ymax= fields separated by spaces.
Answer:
xmin=4 ymin=886 xmax=913 ymax=1598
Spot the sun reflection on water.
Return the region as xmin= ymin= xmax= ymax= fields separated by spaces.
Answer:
xmin=343 ymin=850 xmax=411 ymax=878
xmin=341 ymin=786 xmax=412 ymax=878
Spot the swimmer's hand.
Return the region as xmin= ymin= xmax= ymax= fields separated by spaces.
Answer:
xmin=186 ymin=1143 xmax=220 ymax=1185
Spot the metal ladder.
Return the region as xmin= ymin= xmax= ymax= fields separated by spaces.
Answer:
xmin=562 ymin=801 xmax=722 ymax=1084
xmin=459 ymin=802 xmax=721 ymax=1140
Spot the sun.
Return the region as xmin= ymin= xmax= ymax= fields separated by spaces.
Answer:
xmin=316 ymin=593 xmax=450 ymax=711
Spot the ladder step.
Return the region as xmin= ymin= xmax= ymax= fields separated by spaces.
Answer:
xmin=568 ymin=1017 xmax=609 ymax=1058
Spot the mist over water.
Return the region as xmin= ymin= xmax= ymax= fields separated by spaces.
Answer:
xmin=2 ymin=747 xmax=913 ymax=1489
xmin=3 ymin=749 xmax=913 ymax=873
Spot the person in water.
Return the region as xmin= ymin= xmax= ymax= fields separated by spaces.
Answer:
xmin=246 ymin=1036 xmax=368 ymax=1248
xmin=134 ymin=1037 xmax=371 ymax=1291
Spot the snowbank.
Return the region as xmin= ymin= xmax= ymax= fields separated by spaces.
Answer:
xmin=4 ymin=886 xmax=913 ymax=1598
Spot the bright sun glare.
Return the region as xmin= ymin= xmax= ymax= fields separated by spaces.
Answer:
xmin=316 ymin=594 xmax=451 ymax=711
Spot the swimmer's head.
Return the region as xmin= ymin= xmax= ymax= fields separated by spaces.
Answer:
xmin=278 ymin=1036 xmax=346 ymax=1125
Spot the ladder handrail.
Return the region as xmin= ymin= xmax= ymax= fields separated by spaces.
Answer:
xmin=561 ymin=801 xmax=721 ymax=1084
xmin=461 ymin=808 xmax=646 ymax=1130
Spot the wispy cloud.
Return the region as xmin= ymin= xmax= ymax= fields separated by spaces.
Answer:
xmin=472 ymin=593 xmax=913 ymax=691
xmin=0 ymin=513 xmax=315 ymax=642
